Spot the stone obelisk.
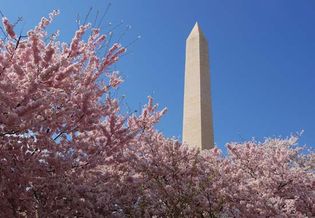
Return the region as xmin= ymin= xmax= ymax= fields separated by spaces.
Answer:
xmin=182 ymin=22 xmax=214 ymax=150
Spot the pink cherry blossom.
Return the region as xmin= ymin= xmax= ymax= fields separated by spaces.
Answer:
xmin=2 ymin=17 xmax=15 ymax=38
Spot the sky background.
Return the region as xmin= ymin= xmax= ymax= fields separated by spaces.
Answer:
xmin=1 ymin=0 xmax=314 ymax=150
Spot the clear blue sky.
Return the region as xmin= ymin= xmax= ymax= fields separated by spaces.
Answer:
xmin=2 ymin=0 xmax=315 ymax=150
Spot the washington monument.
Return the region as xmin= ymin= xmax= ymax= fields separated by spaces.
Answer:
xmin=182 ymin=22 xmax=214 ymax=150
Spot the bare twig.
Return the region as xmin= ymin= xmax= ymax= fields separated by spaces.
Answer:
xmin=12 ymin=17 xmax=23 ymax=28
xmin=53 ymin=114 xmax=85 ymax=141
xmin=76 ymin=13 xmax=80 ymax=29
xmin=83 ymin=7 xmax=93 ymax=26
xmin=97 ymin=2 xmax=111 ymax=28
xmin=93 ymin=10 xmax=99 ymax=27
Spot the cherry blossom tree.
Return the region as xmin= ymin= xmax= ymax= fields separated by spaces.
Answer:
xmin=116 ymin=134 xmax=314 ymax=217
xmin=0 ymin=11 xmax=165 ymax=217
xmin=220 ymin=136 xmax=315 ymax=217
xmin=0 ymin=11 xmax=314 ymax=218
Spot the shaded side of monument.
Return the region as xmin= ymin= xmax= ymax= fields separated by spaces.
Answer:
xmin=182 ymin=22 xmax=214 ymax=150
